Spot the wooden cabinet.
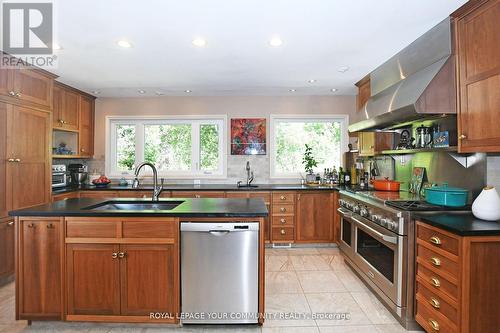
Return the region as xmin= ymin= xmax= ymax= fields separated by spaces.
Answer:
xmin=171 ymin=191 xmax=225 ymax=198
xmin=296 ymin=192 xmax=334 ymax=242
xmin=53 ymin=83 xmax=79 ymax=131
xmin=52 ymin=191 xmax=80 ymax=202
xmin=78 ymin=95 xmax=94 ymax=157
xmin=355 ymin=76 xmax=371 ymax=111
xmin=271 ymin=192 xmax=296 ymax=243
xmin=0 ymin=66 xmax=12 ymax=97
xmin=226 ymin=191 xmax=271 ymax=242
xmin=79 ymin=191 xmax=119 ymax=199
xmin=454 ymin=0 xmax=500 ymax=152
xmin=415 ymin=221 xmax=500 ymax=333
xmin=16 ymin=218 xmax=62 ymax=320
xmin=358 ymin=131 xmax=393 ymax=156
xmin=0 ymin=219 xmax=15 ymax=283
xmin=1 ymin=103 xmax=50 ymax=216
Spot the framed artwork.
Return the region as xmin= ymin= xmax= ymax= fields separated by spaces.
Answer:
xmin=230 ymin=118 xmax=266 ymax=155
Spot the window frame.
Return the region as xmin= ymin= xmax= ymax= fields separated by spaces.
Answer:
xmin=106 ymin=115 xmax=227 ymax=179
xmin=269 ymin=114 xmax=349 ymax=179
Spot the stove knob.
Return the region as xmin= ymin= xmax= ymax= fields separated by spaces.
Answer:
xmin=387 ymin=220 xmax=398 ymax=230
xmin=353 ymin=205 xmax=361 ymax=214
xmin=360 ymin=207 xmax=369 ymax=217
xmin=380 ymin=218 xmax=389 ymax=227
xmin=372 ymin=215 xmax=381 ymax=223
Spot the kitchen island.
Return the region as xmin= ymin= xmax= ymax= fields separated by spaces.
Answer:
xmin=9 ymin=198 xmax=268 ymax=325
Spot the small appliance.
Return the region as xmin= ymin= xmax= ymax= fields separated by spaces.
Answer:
xmin=68 ymin=163 xmax=88 ymax=185
xmin=51 ymin=164 xmax=67 ymax=188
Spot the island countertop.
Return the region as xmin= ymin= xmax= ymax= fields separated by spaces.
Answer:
xmin=415 ymin=212 xmax=500 ymax=236
xmin=8 ymin=197 xmax=269 ymax=218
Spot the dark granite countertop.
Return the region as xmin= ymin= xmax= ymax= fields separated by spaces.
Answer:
xmin=415 ymin=212 xmax=500 ymax=236
xmin=52 ymin=183 xmax=343 ymax=195
xmin=9 ymin=198 xmax=269 ymax=218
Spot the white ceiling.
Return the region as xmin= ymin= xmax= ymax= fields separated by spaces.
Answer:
xmin=50 ymin=0 xmax=467 ymax=97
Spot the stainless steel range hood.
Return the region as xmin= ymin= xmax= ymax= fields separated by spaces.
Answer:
xmin=349 ymin=18 xmax=456 ymax=133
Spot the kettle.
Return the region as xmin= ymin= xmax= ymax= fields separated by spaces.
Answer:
xmin=415 ymin=125 xmax=433 ymax=148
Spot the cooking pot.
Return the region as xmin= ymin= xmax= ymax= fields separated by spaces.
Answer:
xmin=425 ymin=183 xmax=468 ymax=207
xmin=371 ymin=178 xmax=401 ymax=192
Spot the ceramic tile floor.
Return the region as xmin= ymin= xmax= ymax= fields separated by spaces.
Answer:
xmin=0 ymin=247 xmax=423 ymax=333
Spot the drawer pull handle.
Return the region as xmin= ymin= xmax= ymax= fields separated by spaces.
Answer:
xmin=280 ymin=218 xmax=286 ymax=224
xmin=280 ymin=195 xmax=286 ymax=200
xmin=27 ymin=223 xmax=35 ymax=228
xmin=280 ymin=229 xmax=286 ymax=235
xmin=430 ymin=257 xmax=441 ymax=266
xmin=429 ymin=297 xmax=440 ymax=309
xmin=280 ymin=207 xmax=286 ymax=213
xmin=118 ymin=252 xmax=126 ymax=259
xmin=111 ymin=252 xmax=118 ymax=259
xmin=46 ymin=223 xmax=55 ymax=229
xmin=195 ymin=194 xmax=201 ymax=198
xmin=430 ymin=277 xmax=441 ymax=287
xmin=429 ymin=236 xmax=441 ymax=245
xmin=7 ymin=221 xmax=14 ymax=226
xmin=428 ymin=319 xmax=440 ymax=331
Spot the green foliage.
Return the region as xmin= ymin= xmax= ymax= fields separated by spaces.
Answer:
xmin=116 ymin=125 xmax=135 ymax=170
xmin=302 ymin=144 xmax=318 ymax=174
xmin=200 ymin=124 xmax=219 ymax=170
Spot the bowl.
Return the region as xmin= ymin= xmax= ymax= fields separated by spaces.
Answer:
xmin=92 ymin=180 xmax=111 ymax=188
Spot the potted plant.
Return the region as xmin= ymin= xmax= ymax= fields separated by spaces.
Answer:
xmin=302 ymin=144 xmax=318 ymax=183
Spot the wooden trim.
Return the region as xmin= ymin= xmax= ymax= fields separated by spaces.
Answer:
xmin=65 ymin=314 xmax=177 ymax=323
xmin=65 ymin=237 xmax=175 ymax=244
xmin=54 ymin=81 xmax=97 ymax=99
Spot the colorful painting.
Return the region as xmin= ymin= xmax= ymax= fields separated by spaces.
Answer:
xmin=231 ymin=118 xmax=266 ymax=155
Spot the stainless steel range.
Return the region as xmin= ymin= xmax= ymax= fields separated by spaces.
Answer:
xmin=337 ymin=190 xmax=469 ymax=330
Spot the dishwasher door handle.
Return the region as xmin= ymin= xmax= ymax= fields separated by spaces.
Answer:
xmin=208 ymin=230 xmax=231 ymax=236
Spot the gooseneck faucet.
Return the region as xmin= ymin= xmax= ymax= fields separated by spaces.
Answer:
xmin=246 ymin=161 xmax=254 ymax=186
xmin=132 ymin=162 xmax=164 ymax=201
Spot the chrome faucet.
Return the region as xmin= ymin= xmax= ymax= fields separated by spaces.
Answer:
xmin=246 ymin=161 xmax=254 ymax=186
xmin=132 ymin=162 xmax=164 ymax=201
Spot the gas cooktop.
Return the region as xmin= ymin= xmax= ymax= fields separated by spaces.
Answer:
xmin=385 ymin=200 xmax=471 ymax=211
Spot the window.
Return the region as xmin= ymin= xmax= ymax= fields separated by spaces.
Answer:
xmin=107 ymin=116 xmax=226 ymax=178
xmin=270 ymin=115 xmax=347 ymax=178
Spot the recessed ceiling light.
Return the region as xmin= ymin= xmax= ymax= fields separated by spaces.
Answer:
xmin=308 ymin=79 xmax=316 ymax=83
xmin=269 ymin=37 xmax=283 ymax=47
xmin=192 ymin=38 xmax=207 ymax=47
xmin=91 ymin=90 xmax=100 ymax=95
xmin=52 ymin=43 xmax=62 ymax=50
xmin=289 ymin=89 xmax=296 ymax=92
xmin=138 ymin=89 xmax=146 ymax=94
xmin=117 ymin=40 xmax=133 ymax=48
xmin=185 ymin=90 xmax=192 ymax=93
xmin=331 ymin=88 xmax=338 ymax=92
xmin=337 ymin=66 xmax=350 ymax=73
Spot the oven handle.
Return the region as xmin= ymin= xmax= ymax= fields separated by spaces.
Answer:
xmin=351 ymin=216 xmax=398 ymax=245
xmin=337 ymin=207 xmax=352 ymax=217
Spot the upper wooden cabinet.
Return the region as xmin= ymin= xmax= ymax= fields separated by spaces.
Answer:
xmin=454 ymin=0 xmax=500 ymax=152
xmin=355 ymin=76 xmax=371 ymax=111
xmin=296 ymin=192 xmax=334 ymax=242
xmin=79 ymin=95 xmax=95 ymax=157
xmin=53 ymin=83 xmax=80 ymax=131
xmin=358 ymin=131 xmax=393 ymax=156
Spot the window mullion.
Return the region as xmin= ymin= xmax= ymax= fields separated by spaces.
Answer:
xmin=192 ymin=122 xmax=200 ymax=173
xmin=135 ymin=122 xmax=145 ymax=171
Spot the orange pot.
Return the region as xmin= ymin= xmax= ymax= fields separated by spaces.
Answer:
xmin=371 ymin=178 xmax=401 ymax=192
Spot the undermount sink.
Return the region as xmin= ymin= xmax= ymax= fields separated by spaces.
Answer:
xmin=237 ymin=184 xmax=259 ymax=188
xmin=84 ymin=200 xmax=184 ymax=211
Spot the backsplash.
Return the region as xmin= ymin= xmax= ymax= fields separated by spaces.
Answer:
xmin=487 ymin=156 xmax=500 ymax=189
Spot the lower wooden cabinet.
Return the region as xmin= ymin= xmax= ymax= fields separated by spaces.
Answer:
xmin=16 ymin=217 xmax=62 ymax=320
xmin=226 ymin=191 xmax=271 ymax=242
xmin=296 ymin=192 xmax=335 ymax=242
xmin=0 ymin=218 xmax=15 ymax=283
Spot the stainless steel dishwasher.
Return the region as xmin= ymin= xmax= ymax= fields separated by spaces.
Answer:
xmin=180 ymin=222 xmax=259 ymax=324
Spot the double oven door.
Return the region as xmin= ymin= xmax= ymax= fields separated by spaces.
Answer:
xmin=337 ymin=207 xmax=406 ymax=309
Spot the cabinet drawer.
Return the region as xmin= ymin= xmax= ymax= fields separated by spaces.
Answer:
xmin=272 ymin=192 xmax=295 ymax=204
xmin=249 ymin=192 xmax=271 ymax=203
xmin=416 ymin=280 xmax=458 ymax=324
xmin=417 ymin=263 xmax=458 ymax=301
xmin=272 ymin=227 xmax=294 ymax=242
xmin=122 ymin=220 xmax=175 ymax=238
xmin=67 ymin=220 xmax=118 ymax=238
xmin=272 ymin=216 xmax=294 ymax=226
xmin=79 ymin=191 xmax=119 ymax=199
xmin=417 ymin=223 xmax=459 ymax=256
xmin=171 ymin=191 xmax=224 ymax=198
xmin=415 ymin=299 xmax=457 ymax=333
xmin=417 ymin=244 xmax=459 ymax=279
xmin=272 ymin=204 xmax=295 ymax=215
xmin=117 ymin=191 xmax=152 ymax=198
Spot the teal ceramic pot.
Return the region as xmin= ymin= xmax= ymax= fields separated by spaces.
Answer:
xmin=425 ymin=183 xmax=468 ymax=207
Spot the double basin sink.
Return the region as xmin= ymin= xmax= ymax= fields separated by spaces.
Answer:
xmin=84 ymin=200 xmax=185 ymax=211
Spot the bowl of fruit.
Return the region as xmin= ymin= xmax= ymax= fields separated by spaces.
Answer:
xmin=92 ymin=175 xmax=111 ymax=188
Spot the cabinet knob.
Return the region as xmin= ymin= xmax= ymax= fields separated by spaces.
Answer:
xmin=428 ymin=319 xmax=440 ymax=331
xmin=429 ymin=236 xmax=441 ymax=245
xmin=280 ymin=229 xmax=286 ymax=235
xmin=280 ymin=207 xmax=286 ymax=213
xmin=81 ymin=148 xmax=85 ymax=152
xmin=280 ymin=195 xmax=286 ymax=200
xmin=429 ymin=297 xmax=440 ymax=309
xmin=111 ymin=252 xmax=118 ymax=259
xmin=7 ymin=158 xmax=15 ymax=162
xmin=27 ymin=223 xmax=35 ymax=228
xmin=8 ymin=91 xmax=16 ymax=96
xmin=7 ymin=221 xmax=14 ymax=226
xmin=15 ymin=92 xmax=21 ymax=98
xmin=46 ymin=223 xmax=55 ymax=229
xmin=430 ymin=277 xmax=441 ymax=287
xmin=118 ymin=252 xmax=126 ymax=259
xmin=430 ymin=257 xmax=441 ymax=267
xmin=280 ymin=218 xmax=286 ymax=224
xmin=195 ymin=194 xmax=201 ymax=198
xmin=14 ymin=158 xmax=20 ymax=162
xmin=459 ymin=134 xmax=467 ymax=140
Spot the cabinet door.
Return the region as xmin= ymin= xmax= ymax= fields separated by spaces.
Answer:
xmin=171 ymin=191 xmax=225 ymax=198
xmin=120 ymin=244 xmax=177 ymax=316
xmin=358 ymin=132 xmax=375 ymax=156
xmin=18 ymin=219 xmax=61 ymax=318
xmin=9 ymin=105 xmax=50 ymax=210
xmin=0 ymin=67 xmax=13 ymax=98
xmin=66 ymin=243 xmax=120 ymax=315
xmin=61 ymin=89 xmax=79 ymax=131
xmin=249 ymin=192 xmax=271 ymax=242
xmin=0 ymin=103 xmax=8 ymax=219
xmin=79 ymin=191 xmax=119 ymax=199
xmin=52 ymin=84 xmax=63 ymax=128
xmin=296 ymin=193 xmax=334 ymax=242
xmin=79 ymin=96 xmax=94 ymax=157
xmin=12 ymin=69 xmax=52 ymax=108
xmin=0 ymin=219 xmax=15 ymax=278
xmin=456 ymin=0 xmax=500 ymax=152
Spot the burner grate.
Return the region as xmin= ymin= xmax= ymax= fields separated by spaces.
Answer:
xmin=386 ymin=200 xmax=471 ymax=211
